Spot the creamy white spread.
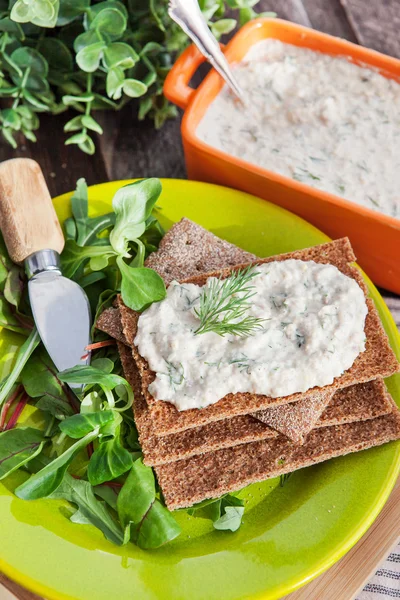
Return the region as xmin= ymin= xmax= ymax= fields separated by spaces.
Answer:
xmin=135 ymin=260 xmax=368 ymax=411
xmin=197 ymin=39 xmax=400 ymax=219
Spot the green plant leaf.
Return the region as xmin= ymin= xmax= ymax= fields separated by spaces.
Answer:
xmin=118 ymin=258 xmax=166 ymax=312
xmin=59 ymin=365 xmax=129 ymax=391
xmin=38 ymin=38 xmax=73 ymax=71
xmin=89 ymin=254 xmax=110 ymax=271
xmin=0 ymin=328 xmax=40 ymax=410
xmin=1 ymin=129 xmax=17 ymax=149
xmin=103 ymin=42 xmax=138 ymax=70
xmin=11 ymin=0 xmax=60 ymax=27
xmin=0 ymin=427 xmax=44 ymax=480
xmin=87 ymin=427 xmax=133 ymax=486
xmin=2 ymin=108 xmax=21 ymax=130
xmin=76 ymin=42 xmax=106 ymax=73
xmin=61 ymin=239 xmax=115 ymax=279
xmin=81 ymin=114 xmax=103 ymax=134
xmin=20 ymin=347 xmax=75 ymax=419
xmin=211 ymin=18 xmax=236 ymax=37
xmin=11 ymin=47 xmax=48 ymax=76
xmin=4 ymin=266 xmax=23 ymax=307
xmin=133 ymin=500 xmax=181 ymax=549
xmin=89 ymin=7 xmax=127 ymax=39
xmin=106 ymin=66 xmax=124 ymax=100
xmin=0 ymin=16 xmax=25 ymax=40
xmin=59 ymin=410 xmax=115 ymax=439
xmin=48 ymin=473 xmax=124 ymax=545
xmin=69 ymin=178 xmax=115 ymax=247
xmin=65 ymin=131 xmax=88 ymax=145
xmin=57 ymin=0 xmax=90 ymax=26
xmin=109 ymin=178 xmax=162 ymax=256
xmin=213 ymin=504 xmax=244 ymax=531
xmin=94 ymin=483 xmax=118 ymax=510
xmin=64 ymin=115 xmax=83 ymax=132
xmin=15 ymin=427 xmax=99 ymax=500
xmin=78 ymin=135 xmax=96 ymax=155
xmin=80 ymin=391 xmax=102 ymax=414
xmin=22 ymin=90 xmax=49 ymax=111
xmin=122 ymin=79 xmax=147 ymax=98
xmin=117 ymin=457 xmax=155 ymax=543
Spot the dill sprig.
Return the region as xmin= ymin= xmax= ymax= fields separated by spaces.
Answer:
xmin=194 ymin=266 xmax=264 ymax=337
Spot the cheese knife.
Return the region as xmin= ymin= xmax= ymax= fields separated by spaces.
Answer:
xmin=0 ymin=158 xmax=91 ymax=375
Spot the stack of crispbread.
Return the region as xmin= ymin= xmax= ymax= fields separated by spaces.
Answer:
xmin=97 ymin=218 xmax=400 ymax=510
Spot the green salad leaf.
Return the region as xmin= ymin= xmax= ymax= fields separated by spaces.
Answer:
xmin=117 ymin=259 xmax=166 ymax=312
xmin=20 ymin=347 xmax=75 ymax=419
xmin=0 ymin=328 xmax=40 ymax=410
xmin=49 ymin=473 xmax=124 ymax=546
xmin=110 ymin=179 xmax=162 ymax=256
xmin=15 ymin=428 xmax=99 ymax=500
xmin=67 ymin=178 xmax=115 ymax=246
xmin=87 ymin=427 xmax=133 ymax=486
xmin=59 ymin=410 xmax=115 ymax=439
xmin=0 ymin=427 xmax=45 ymax=479
xmin=117 ymin=457 xmax=180 ymax=548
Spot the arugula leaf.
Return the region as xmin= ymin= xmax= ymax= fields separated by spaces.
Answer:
xmin=48 ymin=473 xmax=124 ymax=546
xmin=0 ymin=328 xmax=40 ymax=410
xmin=20 ymin=347 xmax=74 ymax=419
xmin=117 ymin=258 xmax=166 ymax=312
xmin=59 ymin=410 xmax=115 ymax=439
xmin=109 ymin=179 xmax=162 ymax=256
xmin=0 ymin=427 xmax=45 ymax=480
xmin=87 ymin=426 xmax=133 ymax=486
xmin=15 ymin=428 xmax=99 ymax=500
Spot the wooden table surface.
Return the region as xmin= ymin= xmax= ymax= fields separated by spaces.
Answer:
xmin=1 ymin=0 xmax=399 ymax=598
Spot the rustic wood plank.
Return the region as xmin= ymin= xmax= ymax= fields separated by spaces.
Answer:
xmin=0 ymin=574 xmax=40 ymax=600
xmin=340 ymin=0 xmax=400 ymax=57
xmin=302 ymin=0 xmax=358 ymax=40
xmin=259 ymin=0 xmax=311 ymax=26
xmin=381 ymin=292 xmax=400 ymax=329
xmin=0 ymin=111 xmax=108 ymax=198
xmin=96 ymin=109 xmax=186 ymax=182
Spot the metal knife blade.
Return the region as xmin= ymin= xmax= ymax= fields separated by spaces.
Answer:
xmin=0 ymin=159 xmax=92 ymax=377
xmin=28 ymin=270 xmax=91 ymax=373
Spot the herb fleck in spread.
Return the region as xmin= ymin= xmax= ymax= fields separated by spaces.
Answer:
xmin=197 ymin=40 xmax=400 ymax=219
xmin=135 ymin=260 xmax=368 ymax=411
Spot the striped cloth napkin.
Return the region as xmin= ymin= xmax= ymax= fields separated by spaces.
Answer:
xmin=358 ymin=542 xmax=400 ymax=599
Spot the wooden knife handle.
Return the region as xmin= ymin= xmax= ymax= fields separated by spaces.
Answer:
xmin=0 ymin=158 xmax=64 ymax=264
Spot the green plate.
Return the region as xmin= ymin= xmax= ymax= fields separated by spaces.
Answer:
xmin=1 ymin=180 xmax=399 ymax=600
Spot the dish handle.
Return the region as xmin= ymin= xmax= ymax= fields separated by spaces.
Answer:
xmin=164 ymin=43 xmax=224 ymax=109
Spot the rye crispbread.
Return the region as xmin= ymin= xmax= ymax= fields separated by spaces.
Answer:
xmin=96 ymin=307 xmax=126 ymax=344
xmin=117 ymin=238 xmax=399 ymax=435
xmin=144 ymin=217 xmax=256 ymax=284
xmin=155 ymin=398 xmax=400 ymax=509
xmin=118 ymin=342 xmax=393 ymax=466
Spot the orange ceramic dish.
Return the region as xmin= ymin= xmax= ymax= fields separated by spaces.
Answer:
xmin=164 ymin=18 xmax=400 ymax=294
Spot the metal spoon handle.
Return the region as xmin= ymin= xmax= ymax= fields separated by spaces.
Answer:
xmin=168 ymin=0 xmax=245 ymax=102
